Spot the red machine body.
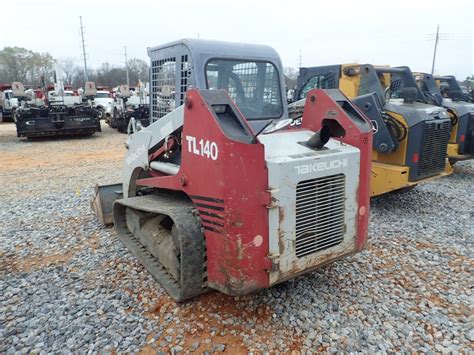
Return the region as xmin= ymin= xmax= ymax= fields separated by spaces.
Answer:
xmin=135 ymin=88 xmax=372 ymax=294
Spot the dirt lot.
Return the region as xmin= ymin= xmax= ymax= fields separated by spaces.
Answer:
xmin=1 ymin=121 xmax=473 ymax=353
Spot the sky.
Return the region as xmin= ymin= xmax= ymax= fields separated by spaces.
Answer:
xmin=1 ymin=0 xmax=473 ymax=79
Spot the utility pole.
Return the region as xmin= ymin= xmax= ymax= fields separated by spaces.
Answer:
xmin=79 ymin=16 xmax=89 ymax=81
xmin=298 ymin=49 xmax=302 ymax=68
xmin=431 ymin=24 xmax=439 ymax=74
xmin=124 ymin=45 xmax=130 ymax=86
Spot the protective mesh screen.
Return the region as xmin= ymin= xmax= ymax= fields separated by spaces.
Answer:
xmin=206 ymin=59 xmax=282 ymax=119
xmin=180 ymin=55 xmax=191 ymax=106
xmin=388 ymin=77 xmax=403 ymax=99
xmin=151 ymin=58 xmax=176 ymax=120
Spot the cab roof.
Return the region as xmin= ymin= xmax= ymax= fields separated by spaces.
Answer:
xmin=147 ymin=38 xmax=281 ymax=63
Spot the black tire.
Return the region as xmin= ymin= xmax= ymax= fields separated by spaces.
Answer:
xmin=117 ymin=118 xmax=125 ymax=133
xmin=96 ymin=107 xmax=105 ymax=120
xmin=118 ymin=116 xmax=129 ymax=134
xmin=111 ymin=109 xmax=119 ymax=128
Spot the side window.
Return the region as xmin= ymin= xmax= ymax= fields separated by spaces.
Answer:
xmin=206 ymin=59 xmax=282 ymax=119
xmin=419 ymin=81 xmax=429 ymax=96
xmin=298 ymin=73 xmax=336 ymax=100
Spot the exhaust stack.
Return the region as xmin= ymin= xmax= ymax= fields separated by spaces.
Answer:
xmin=306 ymin=125 xmax=331 ymax=149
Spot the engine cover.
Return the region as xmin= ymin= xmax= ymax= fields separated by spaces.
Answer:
xmin=258 ymin=131 xmax=360 ymax=284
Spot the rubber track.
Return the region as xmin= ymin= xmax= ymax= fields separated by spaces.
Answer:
xmin=113 ymin=193 xmax=206 ymax=302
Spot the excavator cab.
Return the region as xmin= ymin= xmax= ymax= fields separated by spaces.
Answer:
xmin=293 ymin=64 xmax=453 ymax=196
xmin=92 ymin=39 xmax=373 ymax=301
xmin=414 ymin=72 xmax=474 ymax=163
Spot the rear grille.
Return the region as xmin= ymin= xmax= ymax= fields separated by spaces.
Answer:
xmin=295 ymin=174 xmax=345 ymax=258
xmin=418 ymin=120 xmax=451 ymax=178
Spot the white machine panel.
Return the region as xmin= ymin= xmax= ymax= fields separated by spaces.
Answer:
xmin=258 ymin=130 xmax=360 ymax=284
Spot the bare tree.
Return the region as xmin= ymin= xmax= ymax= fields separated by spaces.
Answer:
xmin=0 ymin=47 xmax=54 ymax=85
xmin=72 ymin=67 xmax=97 ymax=89
xmin=95 ymin=62 xmax=126 ymax=88
xmin=58 ymin=57 xmax=78 ymax=85
xmin=1 ymin=46 xmax=151 ymax=90
xmin=127 ymin=58 xmax=150 ymax=84
xmin=284 ymin=67 xmax=298 ymax=89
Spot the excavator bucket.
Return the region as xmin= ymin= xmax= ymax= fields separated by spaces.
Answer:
xmin=90 ymin=183 xmax=123 ymax=225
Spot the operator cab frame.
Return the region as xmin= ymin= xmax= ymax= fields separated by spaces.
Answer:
xmin=147 ymin=39 xmax=288 ymax=132
xmin=434 ymin=75 xmax=471 ymax=102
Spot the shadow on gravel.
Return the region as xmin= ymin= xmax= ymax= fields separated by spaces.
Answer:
xmin=370 ymin=188 xmax=453 ymax=211
xmin=21 ymin=134 xmax=101 ymax=143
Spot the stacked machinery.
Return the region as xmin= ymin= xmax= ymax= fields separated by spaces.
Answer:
xmin=293 ymin=64 xmax=452 ymax=196
xmin=92 ymin=39 xmax=373 ymax=301
xmin=414 ymin=72 xmax=474 ymax=163
xmin=109 ymin=84 xmax=150 ymax=133
xmin=15 ymin=82 xmax=101 ymax=138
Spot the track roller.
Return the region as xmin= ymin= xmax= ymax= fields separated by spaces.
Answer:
xmin=113 ymin=193 xmax=207 ymax=302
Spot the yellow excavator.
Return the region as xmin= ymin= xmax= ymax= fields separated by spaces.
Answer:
xmin=292 ymin=64 xmax=453 ymax=196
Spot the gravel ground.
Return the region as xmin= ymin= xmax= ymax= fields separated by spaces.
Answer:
xmin=0 ymin=121 xmax=473 ymax=353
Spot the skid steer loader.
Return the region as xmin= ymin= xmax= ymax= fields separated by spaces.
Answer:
xmin=91 ymin=39 xmax=373 ymax=302
xmin=292 ymin=64 xmax=453 ymax=196
xmin=414 ymin=72 xmax=474 ymax=164
xmin=435 ymin=75 xmax=472 ymax=103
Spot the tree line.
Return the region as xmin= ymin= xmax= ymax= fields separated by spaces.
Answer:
xmin=0 ymin=47 xmax=149 ymax=89
xmin=3 ymin=46 xmax=468 ymax=92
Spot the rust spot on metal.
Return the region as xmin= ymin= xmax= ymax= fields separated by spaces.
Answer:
xmin=277 ymin=207 xmax=285 ymax=255
xmin=185 ymin=96 xmax=192 ymax=108
xmin=280 ymin=247 xmax=354 ymax=282
xmin=232 ymin=220 xmax=244 ymax=227
xmin=236 ymin=235 xmax=244 ymax=260
xmin=278 ymin=207 xmax=285 ymax=222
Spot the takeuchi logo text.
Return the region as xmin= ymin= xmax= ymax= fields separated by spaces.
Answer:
xmin=295 ymin=159 xmax=348 ymax=174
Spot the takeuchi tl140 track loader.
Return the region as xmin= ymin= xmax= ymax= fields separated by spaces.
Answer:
xmin=414 ymin=73 xmax=474 ymax=164
xmin=91 ymin=39 xmax=373 ymax=302
xmin=291 ymin=64 xmax=453 ymax=197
